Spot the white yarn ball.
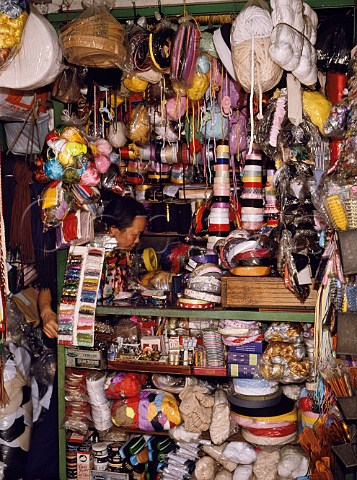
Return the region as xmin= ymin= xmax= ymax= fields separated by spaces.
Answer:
xmin=231 ymin=5 xmax=273 ymax=45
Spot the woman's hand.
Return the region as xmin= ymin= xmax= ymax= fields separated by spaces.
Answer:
xmin=41 ymin=308 xmax=58 ymax=339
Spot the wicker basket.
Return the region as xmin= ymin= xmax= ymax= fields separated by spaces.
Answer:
xmin=325 ymin=195 xmax=348 ymax=231
xmin=344 ymin=198 xmax=357 ymax=229
xmin=60 ymin=11 xmax=126 ymax=68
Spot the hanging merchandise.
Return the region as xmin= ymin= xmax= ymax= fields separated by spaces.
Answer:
xmin=0 ymin=7 xmax=63 ymax=90
xmin=269 ymin=0 xmax=318 ymax=86
xmin=52 ymin=63 xmax=88 ymax=104
xmin=60 ymin=1 xmax=126 ymax=69
xmin=230 ymin=1 xmax=283 ymax=95
xmin=170 ymin=16 xmax=201 ymax=89
xmin=58 ymin=245 xmax=105 ymax=346
xmin=0 ymin=2 xmax=28 ymax=71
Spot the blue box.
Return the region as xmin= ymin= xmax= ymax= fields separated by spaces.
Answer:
xmin=228 ymin=364 xmax=258 ymax=377
xmin=227 ymin=352 xmax=261 ymax=365
xmin=228 ymin=342 xmax=264 ymax=354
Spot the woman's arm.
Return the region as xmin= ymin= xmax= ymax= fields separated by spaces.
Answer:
xmin=38 ymin=288 xmax=58 ymax=339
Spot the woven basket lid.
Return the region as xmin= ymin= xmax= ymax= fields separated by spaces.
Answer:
xmin=0 ymin=9 xmax=63 ymax=90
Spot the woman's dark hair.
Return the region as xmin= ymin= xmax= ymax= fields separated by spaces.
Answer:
xmin=102 ymin=195 xmax=147 ymax=231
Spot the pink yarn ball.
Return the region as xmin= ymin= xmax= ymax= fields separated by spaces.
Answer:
xmin=95 ymin=138 xmax=113 ymax=155
xmin=80 ymin=163 xmax=101 ymax=186
xmin=94 ymin=154 xmax=111 ymax=174
xmin=166 ymin=97 xmax=186 ymax=121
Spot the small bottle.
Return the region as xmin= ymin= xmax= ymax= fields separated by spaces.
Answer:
xmin=107 ymin=343 xmax=116 ymax=361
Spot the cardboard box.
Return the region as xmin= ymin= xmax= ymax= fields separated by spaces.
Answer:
xmin=228 ymin=342 xmax=264 ymax=354
xmin=91 ymin=472 xmax=130 ymax=480
xmin=66 ymin=348 xmax=106 ymax=370
xmin=228 ymin=364 xmax=258 ymax=378
xmin=227 ymin=353 xmax=261 ymax=365
xmin=77 ymin=443 xmax=93 ymax=480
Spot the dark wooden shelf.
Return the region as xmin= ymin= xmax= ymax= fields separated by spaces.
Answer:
xmin=107 ymin=359 xmax=192 ymax=375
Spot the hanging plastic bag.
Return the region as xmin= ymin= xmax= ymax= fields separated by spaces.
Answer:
xmin=0 ymin=8 xmax=28 ymax=71
xmin=59 ymin=0 xmax=127 ymax=69
xmin=52 ymin=63 xmax=88 ymax=104
xmin=170 ymin=16 xmax=201 ymax=89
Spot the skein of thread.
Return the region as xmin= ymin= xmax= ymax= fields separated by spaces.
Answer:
xmin=231 ymin=5 xmax=282 ymax=93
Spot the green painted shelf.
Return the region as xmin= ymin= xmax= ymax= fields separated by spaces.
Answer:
xmin=96 ymin=305 xmax=315 ymax=322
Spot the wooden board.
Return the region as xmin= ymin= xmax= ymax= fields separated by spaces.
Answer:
xmin=107 ymin=360 xmax=192 ymax=375
xmin=221 ymin=275 xmax=317 ymax=310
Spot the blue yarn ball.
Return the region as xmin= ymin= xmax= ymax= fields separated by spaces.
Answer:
xmin=44 ymin=159 xmax=63 ymax=180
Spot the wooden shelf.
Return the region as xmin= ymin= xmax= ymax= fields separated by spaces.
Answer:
xmin=103 ymin=426 xmax=245 ymax=442
xmin=96 ymin=305 xmax=315 ymax=322
xmin=107 ymin=360 xmax=192 ymax=375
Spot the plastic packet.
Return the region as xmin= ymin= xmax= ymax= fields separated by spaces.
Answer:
xmin=41 ymin=181 xmax=73 ymax=231
xmin=0 ymin=8 xmax=28 ymax=72
xmin=264 ymin=322 xmax=304 ymax=344
xmin=59 ymin=0 xmax=127 ymax=69
xmin=277 ymin=445 xmax=309 ymax=478
xmin=202 ymin=443 xmax=238 ymax=472
xmin=259 ymin=358 xmax=310 ymax=383
xmin=170 ymin=16 xmax=200 ymax=89
xmin=127 ymin=105 xmax=150 ymax=145
xmin=323 ymin=98 xmax=350 ymax=137
xmin=233 ymin=465 xmax=253 ymax=480
xmin=63 ymin=401 xmax=92 ymax=434
xmin=194 ymin=456 xmax=217 ymax=480
xmin=262 ymin=341 xmax=306 ymax=364
xmin=303 ymin=91 xmax=332 ymax=134
xmin=223 ymin=442 xmax=256 ymax=465
xmin=104 ymin=372 xmax=146 ymax=399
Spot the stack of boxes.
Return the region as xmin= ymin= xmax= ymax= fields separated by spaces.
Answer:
xmin=227 ymin=341 xmax=264 ymax=378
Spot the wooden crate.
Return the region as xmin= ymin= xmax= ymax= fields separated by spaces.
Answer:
xmin=221 ymin=275 xmax=317 ymax=310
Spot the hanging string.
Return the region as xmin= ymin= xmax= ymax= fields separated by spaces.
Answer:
xmin=248 ymin=31 xmax=255 ymax=155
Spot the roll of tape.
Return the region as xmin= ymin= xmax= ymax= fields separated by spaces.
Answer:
xmin=184 ymin=288 xmax=221 ymax=303
xmin=190 ymin=263 xmax=222 ymax=278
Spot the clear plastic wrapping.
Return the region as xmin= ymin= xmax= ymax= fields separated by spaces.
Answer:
xmin=0 ymin=9 xmax=27 ymax=72
xmin=264 ymin=323 xmax=304 ymax=344
xmin=59 ymin=1 xmax=126 ymax=69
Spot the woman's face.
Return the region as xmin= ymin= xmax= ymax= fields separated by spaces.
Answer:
xmin=109 ymin=216 xmax=147 ymax=251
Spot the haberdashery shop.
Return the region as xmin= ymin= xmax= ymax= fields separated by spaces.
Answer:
xmin=0 ymin=0 xmax=356 ymax=478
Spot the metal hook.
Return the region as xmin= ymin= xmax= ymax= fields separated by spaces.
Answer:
xmin=131 ymin=0 xmax=138 ymax=21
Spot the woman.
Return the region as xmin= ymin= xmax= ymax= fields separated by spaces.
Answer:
xmin=40 ymin=194 xmax=148 ymax=336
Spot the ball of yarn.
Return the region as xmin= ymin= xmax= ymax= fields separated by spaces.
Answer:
xmin=95 ymin=138 xmax=112 ymax=155
xmin=123 ymin=75 xmax=148 ymax=93
xmin=43 ymin=159 xmax=63 ymax=180
xmin=94 ymin=154 xmax=111 ymax=174
xmin=231 ymin=5 xmax=273 ymax=45
xmin=166 ymin=96 xmax=187 ymax=121
xmin=231 ymin=5 xmax=282 ymax=94
xmin=80 ymin=162 xmax=101 ymax=186
xmin=232 ymin=38 xmax=283 ymax=93
xmin=187 ymin=72 xmax=210 ymax=101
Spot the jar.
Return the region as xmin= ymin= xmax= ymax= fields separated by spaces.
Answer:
xmin=92 ymin=443 xmax=108 ymax=472
xmin=107 ymin=443 xmax=123 ymax=472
